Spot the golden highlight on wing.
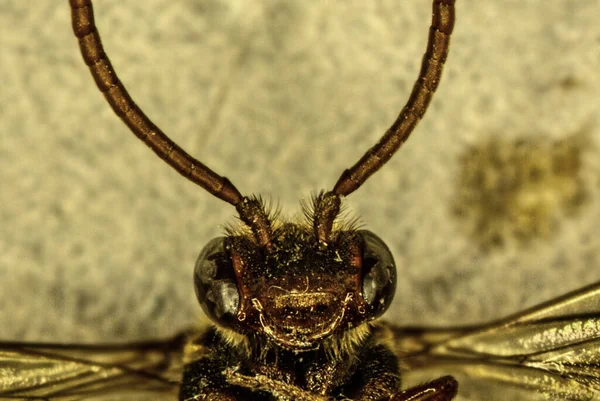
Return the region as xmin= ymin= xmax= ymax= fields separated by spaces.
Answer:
xmin=0 ymin=334 xmax=189 ymax=400
xmin=392 ymin=282 xmax=600 ymax=401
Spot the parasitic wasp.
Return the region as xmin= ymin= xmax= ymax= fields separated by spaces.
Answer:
xmin=1 ymin=1 xmax=599 ymax=400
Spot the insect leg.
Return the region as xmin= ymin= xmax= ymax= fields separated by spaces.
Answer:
xmin=341 ymin=343 xmax=402 ymax=400
xmin=391 ymin=376 xmax=458 ymax=401
xmin=179 ymin=356 xmax=270 ymax=401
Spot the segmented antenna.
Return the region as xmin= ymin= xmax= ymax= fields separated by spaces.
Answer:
xmin=69 ymin=0 xmax=455 ymax=248
xmin=316 ymin=0 xmax=456 ymax=244
xmin=334 ymin=0 xmax=456 ymax=197
xmin=69 ymin=0 xmax=273 ymax=247
xmin=69 ymin=0 xmax=242 ymax=206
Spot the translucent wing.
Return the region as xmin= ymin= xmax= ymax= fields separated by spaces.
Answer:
xmin=389 ymin=282 xmax=600 ymax=401
xmin=0 ymin=331 xmax=194 ymax=401
xmin=4 ymin=285 xmax=600 ymax=401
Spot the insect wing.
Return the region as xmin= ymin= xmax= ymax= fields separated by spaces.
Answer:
xmin=392 ymin=282 xmax=600 ymax=401
xmin=0 ymin=334 xmax=189 ymax=400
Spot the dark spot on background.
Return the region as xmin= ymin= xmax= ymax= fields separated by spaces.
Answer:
xmin=452 ymin=130 xmax=590 ymax=251
xmin=29 ymin=240 xmax=43 ymax=261
xmin=150 ymin=294 xmax=167 ymax=318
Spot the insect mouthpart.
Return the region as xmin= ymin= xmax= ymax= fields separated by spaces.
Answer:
xmin=252 ymin=292 xmax=352 ymax=350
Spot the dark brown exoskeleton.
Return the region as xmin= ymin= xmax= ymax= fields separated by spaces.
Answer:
xmin=1 ymin=1 xmax=600 ymax=400
xmin=68 ymin=0 xmax=457 ymax=399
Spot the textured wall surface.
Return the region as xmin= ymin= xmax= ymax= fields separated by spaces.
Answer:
xmin=1 ymin=1 xmax=599 ymax=399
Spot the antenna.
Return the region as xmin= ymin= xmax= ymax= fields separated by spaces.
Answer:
xmin=334 ymin=0 xmax=456 ymax=197
xmin=315 ymin=0 xmax=456 ymax=244
xmin=69 ymin=0 xmax=456 ymax=247
xmin=69 ymin=0 xmax=274 ymax=247
xmin=69 ymin=0 xmax=242 ymax=206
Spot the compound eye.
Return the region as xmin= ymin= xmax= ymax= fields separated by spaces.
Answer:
xmin=358 ymin=230 xmax=397 ymax=319
xmin=194 ymin=237 xmax=240 ymax=328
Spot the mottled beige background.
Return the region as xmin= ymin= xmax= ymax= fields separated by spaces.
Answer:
xmin=1 ymin=1 xmax=599 ymax=399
